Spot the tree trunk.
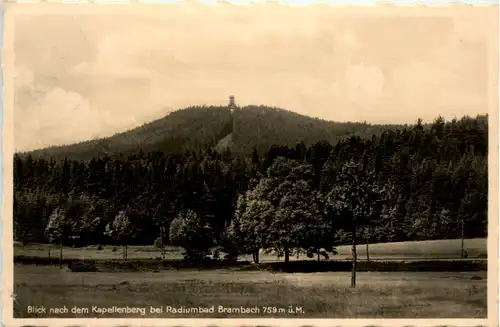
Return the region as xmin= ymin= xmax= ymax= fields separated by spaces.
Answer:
xmin=284 ymin=246 xmax=290 ymax=264
xmin=351 ymin=226 xmax=357 ymax=288
xmin=59 ymin=240 xmax=63 ymax=270
xmin=317 ymin=250 xmax=320 ymax=262
xmin=160 ymin=226 xmax=165 ymax=260
xmin=48 ymin=242 xmax=51 ymax=259
xmin=254 ymin=250 xmax=259 ymax=264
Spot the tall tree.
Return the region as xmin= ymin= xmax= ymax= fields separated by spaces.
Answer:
xmin=45 ymin=207 xmax=70 ymax=269
xmin=105 ymin=210 xmax=136 ymax=260
xmin=325 ymin=160 xmax=386 ymax=287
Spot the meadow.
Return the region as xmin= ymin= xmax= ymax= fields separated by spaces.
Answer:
xmin=14 ymin=264 xmax=487 ymax=318
xmin=14 ymin=238 xmax=488 ymax=262
xmin=13 ymin=238 xmax=488 ymax=318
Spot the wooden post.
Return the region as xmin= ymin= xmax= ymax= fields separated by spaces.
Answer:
xmin=160 ymin=227 xmax=163 ymax=248
xmin=461 ymin=220 xmax=464 ymax=259
xmin=160 ymin=226 xmax=165 ymax=261
xmin=365 ymin=227 xmax=370 ymax=262
xmin=160 ymin=226 xmax=163 ymax=258
xmin=366 ymin=239 xmax=370 ymax=262
xmin=351 ymin=227 xmax=357 ymax=288
xmin=59 ymin=239 xmax=63 ymax=269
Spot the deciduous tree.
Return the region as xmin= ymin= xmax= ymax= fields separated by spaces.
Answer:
xmin=105 ymin=210 xmax=136 ymax=260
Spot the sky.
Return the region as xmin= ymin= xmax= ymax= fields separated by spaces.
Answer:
xmin=10 ymin=4 xmax=499 ymax=152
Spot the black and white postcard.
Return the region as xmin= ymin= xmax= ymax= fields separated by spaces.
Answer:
xmin=1 ymin=2 xmax=498 ymax=327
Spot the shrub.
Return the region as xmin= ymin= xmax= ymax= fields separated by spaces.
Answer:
xmin=153 ymin=237 xmax=163 ymax=248
xmin=112 ymin=247 xmax=117 ymax=252
xmin=212 ymin=248 xmax=221 ymax=260
xmin=14 ymin=255 xmax=74 ymax=265
xmin=320 ymin=250 xmax=330 ymax=260
xmin=259 ymin=260 xmax=487 ymax=273
xmin=219 ymin=220 xmax=242 ymax=263
xmin=97 ymin=245 xmax=103 ymax=251
xmin=68 ymin=260 xmax=99 ymax=272
xmin=169 ymin=210 xmax=215 ymax=262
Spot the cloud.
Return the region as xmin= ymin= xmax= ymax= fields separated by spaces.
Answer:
xmin=387 ymin=60 xmax=486 ymax=119
xmin=15 ymin=65 xmax=35 ymax=88
xmin=13 ymin=7 xmax=493 ymax=151
xmin=69 ymin=34 xmax=164 ymax=79
xmin=15 ymin=85 xmax=142 ymax=152
xmin=391 ymin=61 xmax=446 ymax=93
xmin=17 ymin=83 xmax=161 ymax=152
xmin=345 ymin=62 xmax=385 ymax=104
xmin=336 ymin=31 xmax=360 ymax=49
xmin=15 ymin=87 xmax=91 ymax=150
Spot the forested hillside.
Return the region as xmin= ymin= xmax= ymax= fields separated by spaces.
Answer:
xmin=23 ymin=106 xmax=234 ymax=161
xmin=21 ymin=105 xmax=404 ymax=161
xmin=232 ymin=105 xmax=405 ymax=155
xmin=14 ymin=113 xmax=488 ymax=262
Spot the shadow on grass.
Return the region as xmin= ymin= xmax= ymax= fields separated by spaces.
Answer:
xmin=14 ymin=255 xmax=487 ymax=273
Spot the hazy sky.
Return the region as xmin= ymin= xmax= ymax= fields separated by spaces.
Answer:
xmin=10 ymin=4 xmax=498 ymax=152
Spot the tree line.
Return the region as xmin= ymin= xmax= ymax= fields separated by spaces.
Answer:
xmin=14 ymin=115 xmax=488 ymax=268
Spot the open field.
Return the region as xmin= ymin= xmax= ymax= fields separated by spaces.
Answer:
xmin=14 ymin=264 xmax=487 ymax=318
xmin=13 ymin=238 xmax=488 ymax=318
xmin=14 ymin=238 xmax=487 ymax=262
xmin=334 ymin=238 xmax=487 ymax=260
xmin=14 ymin=244 xmax=184 ymax=261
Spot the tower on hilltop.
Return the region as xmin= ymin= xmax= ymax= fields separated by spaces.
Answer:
xmin=229 ymin=95 xmax=238 ymax=112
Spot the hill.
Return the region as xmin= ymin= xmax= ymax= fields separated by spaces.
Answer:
xmin=22 ymin=106 xmax=233 ymax=161
xmin=13 ymin=111 xmax=488 ymax=249
xmin=20 ymin=105 xmax=405 ymax=161
xmin=231 ymin=105 xmax=405 ymax=155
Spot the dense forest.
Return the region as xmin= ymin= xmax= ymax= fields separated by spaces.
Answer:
xmin=22 ymin=106 xmax=235 ymax=161
xmin=14 ymin=106 xmax=488 ymax=263
xmin=20 ymin=105 xmax=405 ymax=161
xmin=231 ymin=105 xmax=405 ymax=156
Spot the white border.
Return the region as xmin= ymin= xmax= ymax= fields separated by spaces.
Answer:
xmin=2 ymin=3 xmax=498 ymax=327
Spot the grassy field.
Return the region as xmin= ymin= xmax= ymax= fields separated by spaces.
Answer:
xmin=14 ymin=264 xmax=487 ymax=318
xmin=14 ymin=238 xmax=487 ymax=262
xmin=335 ymin=238 xmax=487 ymax=260
xmin=13 ymin=239 xmax=488 ymax=318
